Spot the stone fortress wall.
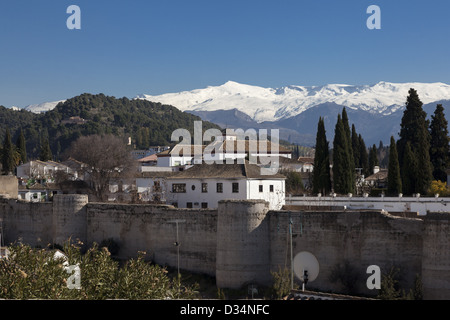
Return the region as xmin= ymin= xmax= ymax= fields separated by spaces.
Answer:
xmin=1 ymin=194 xmax=449 ymax=300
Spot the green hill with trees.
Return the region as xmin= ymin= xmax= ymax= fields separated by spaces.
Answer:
xmin=0 ymin=93 xmax=222 ymax=162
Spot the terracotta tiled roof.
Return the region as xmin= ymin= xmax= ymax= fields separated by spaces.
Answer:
xmin=366 ymin=169 xmax=388 ymax=181
xmin=298 ymin=157 xmax=314 ymax=163
xmin=138 ymin=171 xmax=178 ymax=178
xmin=156 ymin=145 xmax=206 ymax=157
xmin=138 ymin=154 xmax=158 ymax=162
xmin=169 ymin=160 xmax=286 ymax=180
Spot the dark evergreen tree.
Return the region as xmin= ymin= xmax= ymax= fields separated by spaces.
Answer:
xmin=312 ymin=117 xmax=331 ymax=195
xmin=429 ymin=104 xmax=450 ymax=182
xmin=56 ymin=141 xmax=62 ymax=160
xmin=1 ymin=128 xmax=15 ymax=174
xmin=351 ymin=124 xmax=360 ymax=170
xmin=39 ymin=136 xmax=53 ymax=161
xmin=398 ymin=89 xmax=433 ymax=194
xmin=401 ymin=142 xmax=417 ymax=195
xmin=387 ymin=136 xmax=402 ymax=196
xmin=368 ymin=144 xmax=379 ymax=174
xmin=16 ymin=128 xmax=27 ymax=164
xmin=341 ymin=108 xmax=355 ymax=182
xmin=359 ymin=134 xmax=370 ymax=177
xmin=333 ymin=114 xmax=353 ymax=194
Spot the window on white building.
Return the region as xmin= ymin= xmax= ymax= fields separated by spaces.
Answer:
xmin=270 ymin=185 xmax=274 ymax=192
xmin=259 ymin=185 xmax=263 ymax=192
xmin=202 ymin=183 xmax=208 ymax=193
xmin=232 ymin=182 xmax=239 ymax=193
xmin=217 ymin=183 xmax=223 ymax=193
xmin=172 ymin=184 xmax=186 ymax=193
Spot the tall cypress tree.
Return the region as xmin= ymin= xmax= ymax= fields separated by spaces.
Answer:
xmin=39 ymin=136 xmax=53 ymax=162
xmin=368 ymin=144 xmax=379 ymax=174
xmin=398 ymin=89 xmax=433 ymax=194
xmin=333 ymin=114 xmax=353 ymax=194
xmin=351 ymin=124 xmax=360 ymax=170
xmin=387 ymin=136 xmax=402 ymax=196
xmin=1 ymin=128 xmax=15 ymax=174
xmin=359 ymin=134 xmax=370 ymax=177
xmin=429 ymin=104 xmax=450 ymax=182
xmin=342 ymin=108 xmax=355 ymax=183
xmin=312 ymin=117 xmax=331 ymax=195
xmin=401 ymin=142 xmax=417 ymax=195
xmin=16 ymin=128 xmax=27 ymax=164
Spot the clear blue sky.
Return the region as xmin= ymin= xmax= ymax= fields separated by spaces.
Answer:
xmin=1 ymin=0 xmax=450 ymax=107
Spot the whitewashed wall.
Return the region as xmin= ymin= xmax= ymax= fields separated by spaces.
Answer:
xmin=286 ymin=195 xmax=450 ymax=215
xmin=246 ymin=180 xmax=285 ymax=210
xmin=165 ymin=178 xmax=247 ymax=209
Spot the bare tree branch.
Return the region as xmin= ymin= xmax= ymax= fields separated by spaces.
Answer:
xmin=65 ymin=134 xmax=137 ymax=201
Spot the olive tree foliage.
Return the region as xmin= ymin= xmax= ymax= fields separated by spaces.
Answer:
xmin=0 ymin=241 xmax=199 ymax=300
xmin=271 ymin=266 xmax=294 ymax=299
xmin=65 ymin=134 xmax=138 ymax=201
xmin=376 ymin=267 xmax=422 ymax=300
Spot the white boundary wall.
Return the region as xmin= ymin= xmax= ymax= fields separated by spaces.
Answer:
xmin=286 ymin=195 xmax=450 ymax=215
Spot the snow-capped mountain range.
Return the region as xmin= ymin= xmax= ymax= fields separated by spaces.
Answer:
xmin=136 ymin=80 xmax=450 ymax=123
xmin=13 ymin=81 xmax=450 ymax=146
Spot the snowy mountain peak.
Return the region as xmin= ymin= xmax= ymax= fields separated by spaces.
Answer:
xmin=136 ymin=81 xmax=450 ymax=123
xmin=24 ymin=100 xmax=66 ymax=114
xmin=8 ymin=81 xmax=450 ymax=122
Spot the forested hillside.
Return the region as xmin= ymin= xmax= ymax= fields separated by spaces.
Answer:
xmin=0 ymin=93 xmax=222 ymax=160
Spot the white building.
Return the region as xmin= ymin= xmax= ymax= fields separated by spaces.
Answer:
xmin=297 ymin=157 xmax=314 ymax=173
xmin=265 ymin=156 xmax=314 ymax=173
xmin=18 ymin=182 xmax=60 ymax=202
xmin=16 ymin=160 xmax=73 ymax=181
xmin=136 ymin=171 xmax=177 ymax=202
xmin=155 ymin=139 xmax=292 ymax=170
xmin=219 ymin=139 xmax=292 ymax=161
xmin=107 ymin=178 xmax=136 ymax=202
xmin=165 ymin=160 xmax=286 ymax=210
xmin=131 ymin=146 xmax=170 ymax=160
xmin=156 ymin=145 xmax=205 ymax=168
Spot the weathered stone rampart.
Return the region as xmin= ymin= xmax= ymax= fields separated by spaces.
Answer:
xmin=1 ymin=195 xmax=450 ymax=299
xmin=268 ymin=210 xmax=423 ymax=295
xmin=86 ymin=202 xmax=217 ymax=276
xmin=422 ymin=212 xmax=450 ymax=299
